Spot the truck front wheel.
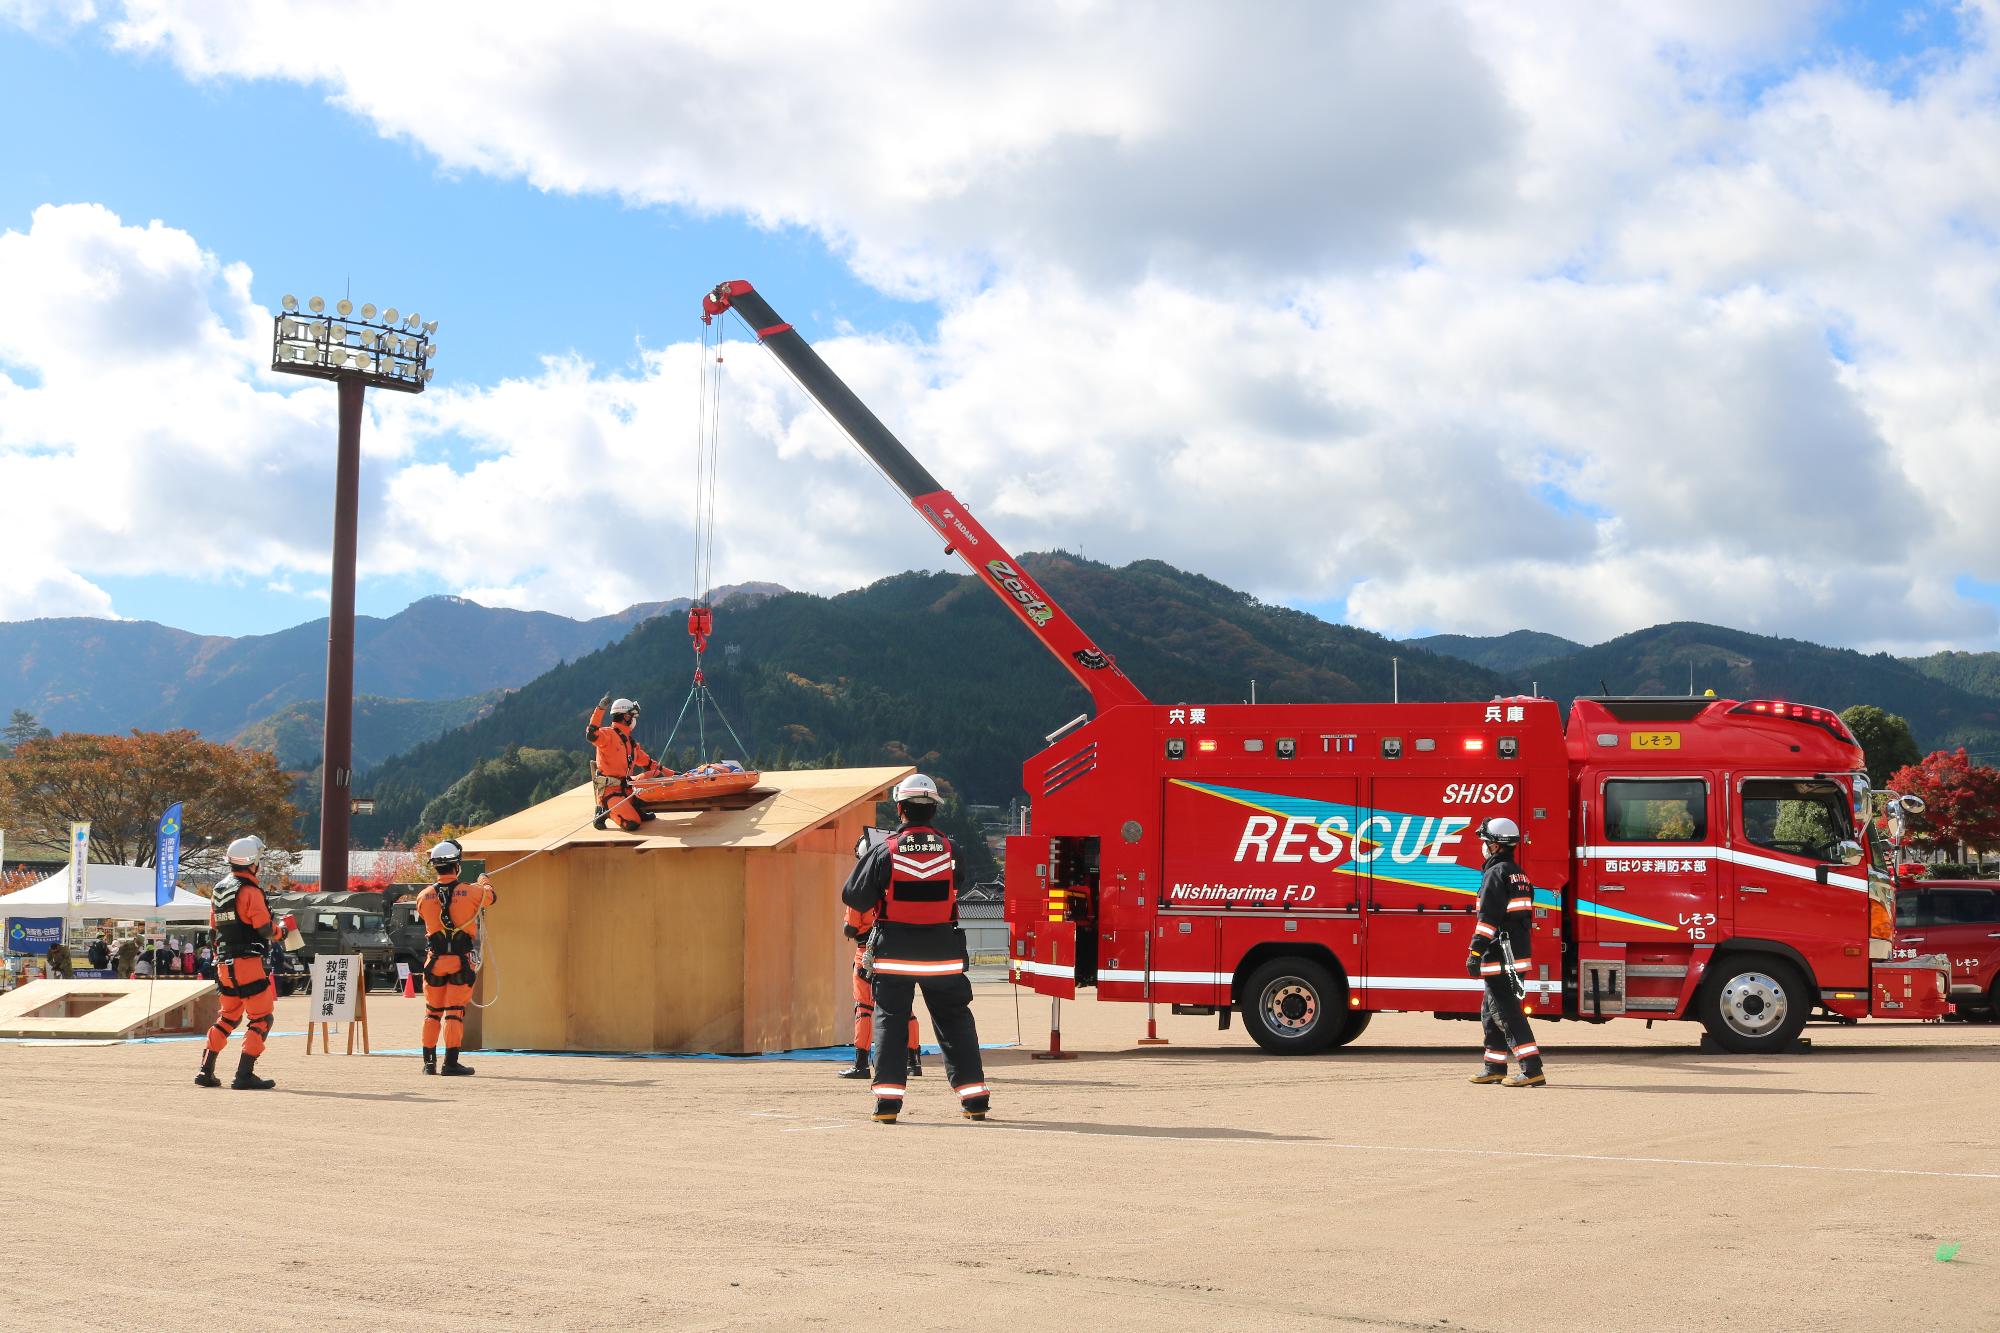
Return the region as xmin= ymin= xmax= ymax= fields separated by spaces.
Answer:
xmin=1240 ymin=958 xmax=1350 ymax=1055
xmin=1698 ymin=956 xmax=1809 ymax=1053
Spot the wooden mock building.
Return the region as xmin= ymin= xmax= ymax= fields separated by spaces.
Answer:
xmin=456 ymin=766 xmax=910 ymax=1054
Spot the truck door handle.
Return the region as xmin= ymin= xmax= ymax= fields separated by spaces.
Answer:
xmin=1903 ymin=935 xmax=1925 ymax=942
xmin=1598 ymin=883 xmax=1624 ymax=893
xmin=1740 ymin=885 xmax=1768 ymax=894
xmin=1988 ymin=933 xmax=2000 ymax=939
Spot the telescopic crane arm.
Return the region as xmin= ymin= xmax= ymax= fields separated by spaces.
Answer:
xmin=703 ymin=280 xmax=1149 ymax=714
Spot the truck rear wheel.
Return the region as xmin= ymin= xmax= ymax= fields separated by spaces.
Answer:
xmin=1698 ymin=956 xmax=1809 ymax=1054
xmin=1240 ymin=958 xmax=1349 ymax=1055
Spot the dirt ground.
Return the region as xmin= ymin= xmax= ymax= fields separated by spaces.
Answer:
xmin=2 ymin=974 xmax=1996 ymax=1332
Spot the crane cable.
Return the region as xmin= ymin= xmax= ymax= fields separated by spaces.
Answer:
xmin=663 ymin=315 xmax=750 ymax=763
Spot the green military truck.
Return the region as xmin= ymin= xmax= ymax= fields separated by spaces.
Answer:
xmin=265 ymin=891 xmax=400 ymax=990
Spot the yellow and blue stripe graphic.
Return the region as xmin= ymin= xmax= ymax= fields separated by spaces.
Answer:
xmin=1171 ymin=780 xmax=1676 ymax=933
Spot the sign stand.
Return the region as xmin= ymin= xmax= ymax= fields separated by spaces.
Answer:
xmin=307 ymin=989 xmax=371 ymax=1053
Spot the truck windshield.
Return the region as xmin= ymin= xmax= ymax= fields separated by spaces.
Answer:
xmin=1740 ymin=778 xmax=1854 ymax=863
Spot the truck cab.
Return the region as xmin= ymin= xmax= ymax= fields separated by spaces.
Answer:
xmin=267 ymin=891 xmax=398 ymax=987
xmin=1566 ymin=696 xmax=1884 ymax=1050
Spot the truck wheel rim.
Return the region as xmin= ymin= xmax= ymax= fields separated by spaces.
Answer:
xmin=1260 ymin=977 xmax=1320 ymax=1037
xmin=1718 ymin=971 xmax=1788 ymax=1038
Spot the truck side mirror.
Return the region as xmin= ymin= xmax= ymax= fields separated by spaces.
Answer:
xmin=1835 ymin=839 xmax=1865 ymax=866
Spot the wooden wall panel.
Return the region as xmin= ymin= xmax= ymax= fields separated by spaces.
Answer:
xmin=467 ymin=822 xmax=863 ymax=1054
xmin=468 ymin=854 xmax=570 ymax=1052
xmin=650 ymin=849 xmax=746 ymax=1051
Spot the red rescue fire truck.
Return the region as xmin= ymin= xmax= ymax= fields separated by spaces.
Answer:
xmin=703 ymin=280 xmax=1948 ymax=1054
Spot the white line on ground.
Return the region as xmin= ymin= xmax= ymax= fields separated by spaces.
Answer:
xmin=965 ymin=1126 xmax=2000 ymax=1182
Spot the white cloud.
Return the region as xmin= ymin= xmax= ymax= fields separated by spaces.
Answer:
xmin=5 ymin=3 xmax=2000 ymax=654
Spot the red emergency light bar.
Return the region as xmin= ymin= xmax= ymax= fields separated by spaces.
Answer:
xmin=1728 ymin=699 xmax=1854 ymax=742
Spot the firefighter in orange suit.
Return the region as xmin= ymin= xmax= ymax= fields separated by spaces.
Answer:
xmin=416 ymin=840 xmax=497 ymax=1076
xmin=586 ymin=694 xmax=659 ymax=831
xmin=1466 ymin=816 xmax=1546 ymax=1087
xmin=195 ymin=835 xmax=281 ymax=1090
xmin=839 ymin=774 xmax=988 ymax=1123
xmin=838 ymin=899 xmax=922 ymax=1081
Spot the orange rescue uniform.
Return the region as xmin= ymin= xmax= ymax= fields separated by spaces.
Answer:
xmin=418 ymin=874 xmax=497 ymax=1053
xmin=846 ymin=904 xmax=919 ymax=1054
xmin=206 ymin=870 xmax=277 ymax=1057
xmin=586 ymin=702 xmax=657 ymax=831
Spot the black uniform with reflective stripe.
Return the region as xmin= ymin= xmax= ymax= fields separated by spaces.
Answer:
xmin=212 ymin=872 xmax=267 ymax=964
xmin=1472 ymin=855 xmax=1534 ymax=966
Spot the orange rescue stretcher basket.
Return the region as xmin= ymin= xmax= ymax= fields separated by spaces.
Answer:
xmin=631 ymin=759 xmax=761 ymax=806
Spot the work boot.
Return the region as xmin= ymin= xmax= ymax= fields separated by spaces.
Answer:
xmin=422 ymin=1047 xmax=437 ymax=1076
xmin=1502 ymin=1071 xmax=1547 ymax=1088
xmin=230 ymin=1053 xmax=274 ymax=1091
xmin=871 ymin=1099 xmax=900 ymax=1124
xmin=835 ymin=1046 xmax=870 ymax=1079
xmin=194 ymin=1049 xmax=221 ymax=1088
xmin=440 ymin=1049 xmax=475 ymax=1076
xmin=1469 ymin=1070 xmax=1507 ymax=1085
xmin=961 ymin=1095 xmax=990 ymax=1122
xmin=592 ymin=807 xmax=609 ymax=830
xmin=908 ymin=1047 xmax=924 ymax=1077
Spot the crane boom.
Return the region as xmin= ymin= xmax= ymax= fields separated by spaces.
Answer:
xmin=703 ymin=279 xmax=1149 ymax=714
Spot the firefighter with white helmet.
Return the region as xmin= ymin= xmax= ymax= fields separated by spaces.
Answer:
xmin=1466 ymin=815 xmax=1546 ymax=1087
xmin=840 ymin=773 xmax=989 ymax=1123
xmin=586 ymin=693 xmax=659 ymax=831
xmin=194 ymin=834 xmax=282 ymax=1090
xmin=414 ymin=839 xmax=497 ymax=1075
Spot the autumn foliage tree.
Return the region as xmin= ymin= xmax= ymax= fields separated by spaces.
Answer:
xmin=1884 ymin=748 xmax=2000 ymax=861
xmin=0 ymin=729 xmax=301 ymax=875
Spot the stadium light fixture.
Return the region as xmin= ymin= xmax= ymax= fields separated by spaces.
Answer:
xmin=269 ymin=291 xmax=440 ymax=897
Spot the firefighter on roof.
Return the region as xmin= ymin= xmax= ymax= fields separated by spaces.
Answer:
xmin=416 ymin=840 xmax=497 ymax=1076
xmin=587 ymin=694 xmax=659 ymax=831
xmin=838 ymin=897 xmax=923 ymax=1082
xmin=1466 ymin=816 xmax=1546 ymax=1087
xmin=840 ymin=774 xmax=988 ymax=1124
xmin=195 ymin=835 xmax=281 ymax=1091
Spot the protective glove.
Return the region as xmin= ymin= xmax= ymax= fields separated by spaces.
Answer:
xmin=842 ymin=923 xmax=862 ymax=941
xmin=1465 ymin=949 xmax=1484 ymax=980
xmin=597 ymin=693 xmax=612 ymax=710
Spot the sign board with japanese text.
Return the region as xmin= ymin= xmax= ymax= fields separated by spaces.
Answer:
xmin=310 ymin=953 xmax=361 ymax=1024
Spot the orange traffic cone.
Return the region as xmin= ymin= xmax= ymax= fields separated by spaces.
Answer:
xmin=402 ymin=968 xmax=416 ymax=999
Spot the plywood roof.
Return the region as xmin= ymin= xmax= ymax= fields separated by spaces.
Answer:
xmin=456 ymin=765 xmax=914 ymax=858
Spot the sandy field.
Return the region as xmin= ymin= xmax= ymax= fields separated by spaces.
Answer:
xmin=1 ymin=973 xmax=1996 ymax=1331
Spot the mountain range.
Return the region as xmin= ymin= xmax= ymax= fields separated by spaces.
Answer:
xmin=8 ymin=560 xmax=2000 ymax=863
xmin=0 ymin=582 xmax=785 ymax=744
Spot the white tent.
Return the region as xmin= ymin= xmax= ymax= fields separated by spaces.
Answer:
xmin=5 ymin=865 xmax=212 ymax=924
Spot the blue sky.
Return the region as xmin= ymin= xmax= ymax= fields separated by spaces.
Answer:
xmin=2 ymin=3 xmax=1997 ymax=653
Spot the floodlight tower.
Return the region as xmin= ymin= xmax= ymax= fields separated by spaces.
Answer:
xmin=270 ymin=295 xmax=437 ymax=895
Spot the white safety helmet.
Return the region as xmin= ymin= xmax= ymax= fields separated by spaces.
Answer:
xmin=610 ymin=698 xmax=639 ymax=721
xmin=428 ymin=839 xmax=463 ymax=867
xmin=226 ymin=835 xmax=265 ymax=867
xmin=1477 ymin=816 xmax=1522 ymax=846
xmin=892 ymin=774 xmax=941 ymax=806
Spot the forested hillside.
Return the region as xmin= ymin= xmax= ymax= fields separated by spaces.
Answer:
xmin=348 ymin=553 xmax=1506 ymax=846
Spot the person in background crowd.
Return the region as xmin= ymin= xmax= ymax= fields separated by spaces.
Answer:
xmin=45 ymin=938 xmax=72 ymax=979
xmin=88 ymin=935 xmax=109 ymax=972
xmin=134 ymin=946 xmax=154 ymax=978
xmin=116 ymin=936 xmax=137 ymax=979
xmin=183 ymin=940 xmax=196 ymax=976
xmin=197 ymin=939 xmax=213 ymax=979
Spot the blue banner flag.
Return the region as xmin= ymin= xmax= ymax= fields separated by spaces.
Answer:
xmin=155 ymin=802 xmax=183 ymax=908
xmin=5 ymin=917 xmax=64 ymax=955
